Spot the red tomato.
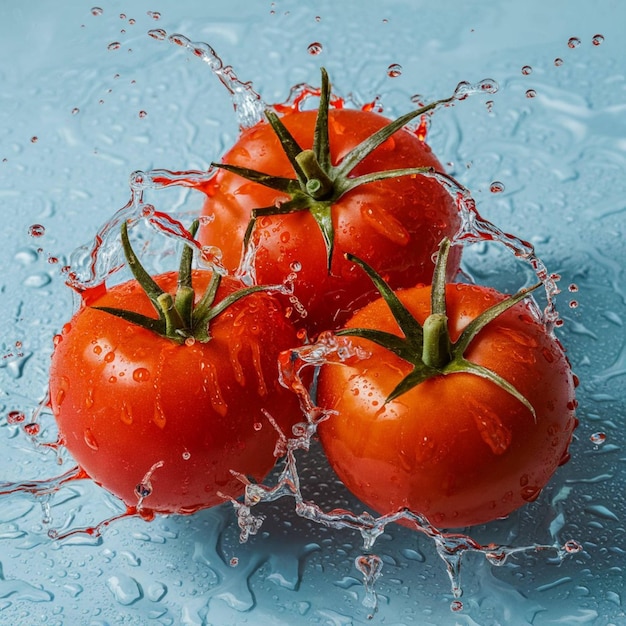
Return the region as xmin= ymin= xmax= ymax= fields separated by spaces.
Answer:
xmin=49 ymin=270 xmax=302 ymax=516
xmin=316 ymin=281 xmax=578 ymax=529
xmin=198 ymin=105 xmax=461 ymax=336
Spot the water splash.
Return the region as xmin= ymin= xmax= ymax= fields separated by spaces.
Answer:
xmin=149 ymin=30 xmax=267 ymax=130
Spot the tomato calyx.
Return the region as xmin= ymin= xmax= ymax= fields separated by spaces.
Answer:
xmin=211 ymin=68 xmax=457 ymax=271
xmin=94 ymin=220 xmax=272 ymax=344
xmin=337 ymin=238 xmax=541 ymax=418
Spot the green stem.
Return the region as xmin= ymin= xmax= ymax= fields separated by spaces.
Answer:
xmin=295 ymin=149 xmax=334 ymax=199
xmin=421 ymin=313 xmax=451 ymax=369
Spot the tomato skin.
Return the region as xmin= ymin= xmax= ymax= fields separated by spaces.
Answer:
xmin=49 ymin=271 xmax=301 ymax=515
xmin=317 ymin=283 xmax=577 ymax=529
xmin=199 ymin=108 xmax=461 ymax=335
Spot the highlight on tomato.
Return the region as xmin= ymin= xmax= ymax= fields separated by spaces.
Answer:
xmin=198 ymin=68 xmax=462 ymax=336
xmin=49 ymin=221 xmax=303 ymax=516
xmin=316 ymin=239 xmax=578 ymax=529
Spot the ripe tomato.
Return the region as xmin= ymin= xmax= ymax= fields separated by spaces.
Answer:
xmin=198 ymin=70 xmax=461 ymax=336
xmin=316 ymin=249 xmax=577 ymax=529
xmin=49 ymin=244 xmax=302 ymax=516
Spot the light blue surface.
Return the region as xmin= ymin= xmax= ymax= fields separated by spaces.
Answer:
xmin=1 ymin=1 xmax=625 ymax=624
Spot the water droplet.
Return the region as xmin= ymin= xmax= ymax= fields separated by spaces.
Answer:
xmin=182 ymin=450 xmax=191 ymax=460
xmin=290 ymin=261 xmax=302 ymax=272
xmin=387 ymin=63 xmax=403 ymax=78
xmin=591 ymin=34 xmax=604 ymax=46
xmin=24 ymin=422 xmax=40 ymax=437
xmin=450 ymin=600 xmax=464 ymax=612
xmin=230 ymin=557 xmax=239 ymax=567
xmin=521 ymin=65 xmax=532 ymax=75
xmin=84 ymin=428 xmax=99 ymax=451
xmin=135 ymin=483 xmax=152 ymax=498
xmin=569 ymin=300 xmax=578 ymax=308
xmin=106 ymin=574 xmax=142 ymax=606
xmin=253 ymin=422 xmax=263 ymax=431
xmin=7 ymin=410 xmax=26 ymax=425
xmin=132 ymin=367 xmax=150 ymax=382
xmin=28 ymin=224 xmax=45 ymax=237
xmin=567 ymin=36 xmax=581 ymax=49
xmin=91 ymin=7 xmax=103 ymax=16
xmin=568 ymin=283 xmax=579 ymax=292
xmin=490 ymin=181 xmax=505 ymax=193
xmin=138 ymin=110 xmax=147 ymax=118
xmin=108 ymin=42 xmax=121 ymax=51
xmin=486 ymin=100 xmax=494 ymax=113
xmin=590 ymin=432 xmax=606 ymax=446
xmin=526 ymin=89 xmax=537 ymax=99
xmin=307 ymin=42 xmax=323 ymax=55
xmin=147 ymin=10 xmax=161 ymax=19
xmin=521 ymin=485 xmax=541 ymax=502
xmin=30 ymin=136 xmax=38 ymax=143
xmin=148 ymin=28 xmax=167 ymax=41
xmin=564 ymin=539 xmax=582 ymax=554
xmin=554 ymin=57 xmax=564 ymax=66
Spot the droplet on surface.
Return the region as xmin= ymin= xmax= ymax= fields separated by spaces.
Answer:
xmin=307 ymin=42 xmax=323 ymax=55
xmin=387 ymin=63 xmax=403 ymax=77
xmin=567 ymin=36 xmax=581 ymax=48
xmin=138 ymin=110 xmax=147 ymax=118
xmin=526 ymin=89 xmax=537 ymax=98
xmin=108 ymin=42 xmax=121 ymax=51
xmin=147 ymin=10 xmax=161 ymax=19
xmin=91 ymin=7 xmax=103 ymax=16
xmin=554 ymin=57 xmax=564 ymax=66
xmin=521 ymin=65 xmax=532 ymax=75
xmin=590 ymin=432 xmax=606 ymax=446
xmin=591 ymin=33 xmax=604 ymax=46
xmin=28 ymin=224 xmax=45 ymax=237
xmin=490 ymin=181 xmax=505 ymax=193
xmin=148 ymin=28 xmax=167 ymax=41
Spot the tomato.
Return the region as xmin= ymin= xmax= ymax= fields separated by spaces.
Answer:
xmin=49 ymin=224 xmax=302 ymax=516
xmin=316 ymin=243 xmax=577 ymax=529
xmin=198 ymin=69 xmax=461 ymax=336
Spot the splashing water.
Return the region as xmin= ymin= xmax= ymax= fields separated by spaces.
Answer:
xmin=1 ymin=32 xmax=581 ymax=615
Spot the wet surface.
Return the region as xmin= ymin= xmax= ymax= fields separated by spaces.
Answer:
xmin=1 ymin=1 xmax=625 ymax=624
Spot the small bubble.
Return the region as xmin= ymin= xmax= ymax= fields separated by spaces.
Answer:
xmin=120 ymin=13 xmax=126 ymax=19
xmin=525 ymin=89 xmax=537 ymax=99
xmin=490 ymin=181 xmax=505 ymax=193
xmin=108 ymin=42 xmax=121 ymax=51
xmin=138 ymin=110 xmax=147 ymax=118
xmin=567 ymin=37 xmax=581 ymax=49
xmin=521 ymin=65 xmax=532 ymax=75
xmin=182 ymin=451 xmax=191 ymax=460
xmin=230 ymin=557 xmax=239 ymax=567
xmin=91 ymin=7 xmax=103 ymax=16
xmin=307 ymin=42 xmax=323 ymax=55
xmin=71 ymin=107 xmax=80 ymax=115
xmin=28 ymin=224 xmax=46 ymax=237
xmin=147 ymin=10 xmax=161 ymax=19
xmin=290 ymin=261 xmax=302 ymax=272
xmin=253 ymin=422 xmax=263 ymax=431
xmin=30 ymin=136 xmax=38 ymax=143
xmin=591 ymin=34 xmax=604 ymax=46
xmin=387 ymin=63 xmax=403 ymax=78
xmin=129 ymin=18 xmax=136 ymax=25
xmin=569 ymin=300 xmax=579 ymax=309
xmin=590 ymin=432 xmax=606 ymax=446
xmin=554 ymin=57 xmax=564 ymax=67
xmin=568 ymin=283 xmax=579 ymax=292
xmin=315 ymin=15 xmax=321 ymax=22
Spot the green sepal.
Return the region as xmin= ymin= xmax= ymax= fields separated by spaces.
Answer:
xmin=341 ymin=239 xmax=540 ymax=416
xmin=213 ymin=68 xmax=459 ymax=273
xmin=93 ymin=220 xmax=280 ymax=345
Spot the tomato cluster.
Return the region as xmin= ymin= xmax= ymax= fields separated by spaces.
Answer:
xmin=49 ymin=69 xmax=577 ymax=528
